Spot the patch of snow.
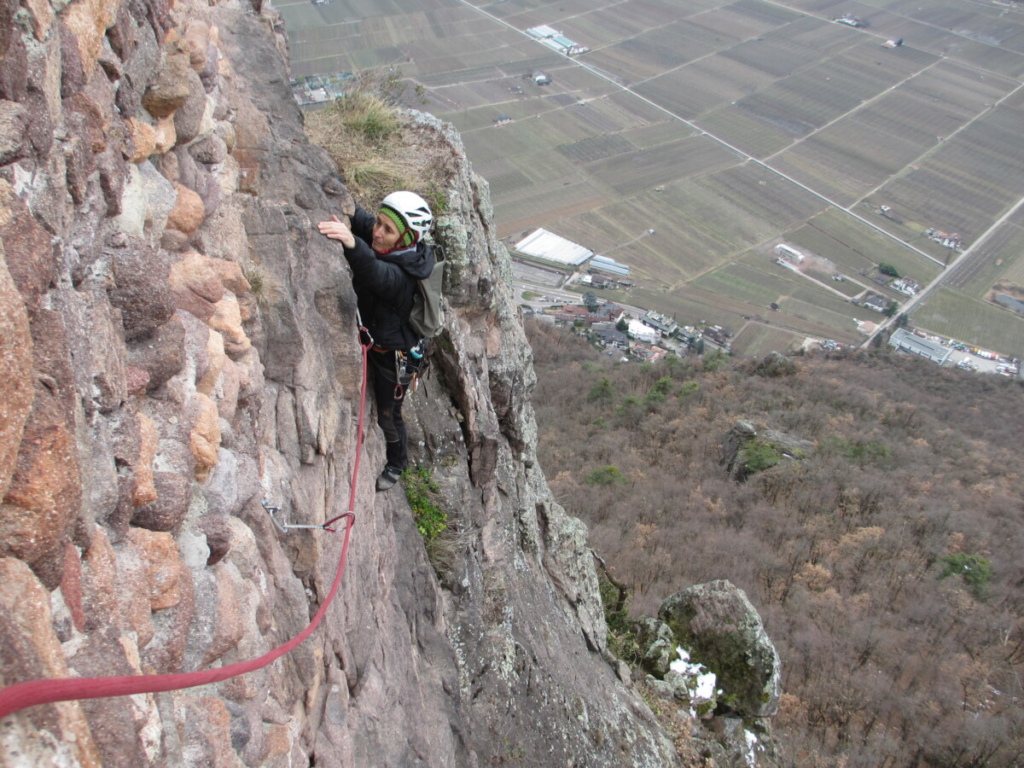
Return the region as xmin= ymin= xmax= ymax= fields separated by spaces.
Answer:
xmin=670 ymin=646 xmax=717 ymax=717
xmin=744 ymin=729 xmax=758 ymax=767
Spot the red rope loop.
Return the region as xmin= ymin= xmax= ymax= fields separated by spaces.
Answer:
xmin=0 ymin=324 xmax=375 ymax=721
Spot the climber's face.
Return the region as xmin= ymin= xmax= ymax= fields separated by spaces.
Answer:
xmin=372 ymin=214 xmax=401 ymax=253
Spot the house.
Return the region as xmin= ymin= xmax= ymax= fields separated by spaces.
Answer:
xmin=630 ymin=342 xmax=666 ymax=363
xmin=891 ymin=277 xmax=919 ymax=296
xmin=859 ymin=292 xmax=890 ymax=313
xmin=551 ymin=305 xmax=590 ymax=324
xmin=594 ymin=328 xmax=629 ymax=349
xmin=593 ymin=303 xmax=625 ymax=325
xmin=627 ymin=319 xmax=658 ymax=343
xmin=702 ymin=325 xmax=732 ymax=351
xmin=525 ymin=25 xmax=588 ymax=55
xmin=550 ymin=302 xmax=624 ymax=327
xmin=641 ymin=310 xmax=678 ymax=337
xmin=677 ymin=326 xmax=702 ymax=347
xmin=514 ymin=228 xmax=592 ymax=270
xmin=774 ymin=244 xmax=804 ymax=264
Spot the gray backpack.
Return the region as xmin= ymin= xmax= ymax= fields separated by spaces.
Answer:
xmin=408 ymin=243 xmax=445 ymax=340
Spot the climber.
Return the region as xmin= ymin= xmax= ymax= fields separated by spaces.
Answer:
xmin=318 ymin=191 xmax=435 ymax=491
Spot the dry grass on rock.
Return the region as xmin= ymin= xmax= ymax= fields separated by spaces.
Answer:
xmin=304 ymin=82 xmax=455 ymax=212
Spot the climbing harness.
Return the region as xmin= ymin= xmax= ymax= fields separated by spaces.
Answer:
xmin=391 ymin=339 xmax=429 ymax=399
xmin=0 ymin=321 xmax=376 ymax=721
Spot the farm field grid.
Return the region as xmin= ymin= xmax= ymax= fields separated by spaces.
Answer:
xmin=278 ymin=0 xmax=1024 ymax=357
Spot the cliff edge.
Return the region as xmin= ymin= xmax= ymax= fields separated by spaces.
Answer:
xmin=0 ymin=0 xmax=677 ymax=764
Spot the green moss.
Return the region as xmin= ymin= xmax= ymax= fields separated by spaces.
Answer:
xmin=599 ymin=572 xmax=641 ymax=664
xmin=742 ymin=440 xmax=782 ymax=474
xmin=402 ymin=466 xmax=447 ymax=542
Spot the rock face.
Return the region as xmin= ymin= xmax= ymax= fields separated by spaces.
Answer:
xmin=0 ymin=0 xmax=677 ymax=765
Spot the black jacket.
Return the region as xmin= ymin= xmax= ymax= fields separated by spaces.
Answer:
xmin=342 ymin=206 xmax=435 ymax=351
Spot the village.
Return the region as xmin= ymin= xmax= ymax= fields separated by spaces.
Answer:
xmin=511 ymin=227 xmax=1021 ymax=378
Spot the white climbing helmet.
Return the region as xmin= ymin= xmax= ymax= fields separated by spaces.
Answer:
xmin=380 ymin=191 xmax=433 ymax=239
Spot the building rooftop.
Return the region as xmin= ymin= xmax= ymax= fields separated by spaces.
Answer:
xmin=514 ymin=229 xmax=593 ymax=267
xmin=590 ymin=255 xmax=630 ymax=276
xmin=889 ymin=328 xmax=951 ymax=364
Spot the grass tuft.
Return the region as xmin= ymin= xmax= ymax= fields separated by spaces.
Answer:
xmin=303 ymin=72 xmax=454 ymax=211
xmin=402 ymin=465 xmax=447 ymax=542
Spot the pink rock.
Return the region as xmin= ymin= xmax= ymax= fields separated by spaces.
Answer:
xmin=113 ymin=537 xmax=155 ymax=648
xmin=20 ymin=0 xmax=54 ymax=41
xmin=128 ymin=527 xmax=185 ymax=611
xmin=131 ymin=471 xmax=191 ymax=533
xmin=0 ymin=180 xmax=57 ymax=309
xmin=0 ymin=252 xmax=34 ymax=500
xmin=125 ymin=365 xmax=151 ymax=396
xmin=152 ymin=114 xmax=177 ymax=154
xmin=210 ymin=258 xmax=251 ymax=296
xmin=125 ymin=117 xmax=157 ymax=163
xmin=182 ymin=21 xmax=211 ymax=71
xmin=210 ymin=293 xmax=252 ymax=358
xmin=202 ymin=562 xmax=244 ymax=666
xmin=215 ymin=357 xmax=241 ymax=423
xmin=142 ymin=48 xmax=191 ymax=119
xmin=1 ymin=396 xmax=81 ymax=584
xmin=180 ymin=696 xmax=235 ymax=766
xmin=169 ymin=250 xmax=224 ymax=322
xmin=167 ymin=182 xmax=205 ymax=235
xmin=0 ymin=558 xmax=102 ymax=766
xmin=61 ymin=0 xmax=119 ymax=74
xmin=197 ymin=327 xmax=225 ymax=396
xmin=131 ymin=526 xmax=194 ymax=673
xmin=133 ymin=413 xmax=159 ymax=507
xmin=82 ymin=527 xmax=119 ymax=633
xmin=60 ymin=542 xmax=86 ymax=632
xmin=190 ymin=392 xmax=221 ymax=482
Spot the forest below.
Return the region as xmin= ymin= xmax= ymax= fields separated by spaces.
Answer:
xmin=526 ymin=320 xmax=1024 ymax=767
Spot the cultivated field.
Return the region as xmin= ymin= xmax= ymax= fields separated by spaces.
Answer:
xmin=911 ymin=287 xmax=1024 ymax=357
xmin=278 ymin=0 xmax=1024 ymax=358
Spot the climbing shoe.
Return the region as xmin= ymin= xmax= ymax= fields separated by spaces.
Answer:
xmin=376 ymin=466 xmax=402 ymax=492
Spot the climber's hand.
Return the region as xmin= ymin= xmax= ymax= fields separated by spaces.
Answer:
xmin=318 ymin=215 xmax=355 ymax=248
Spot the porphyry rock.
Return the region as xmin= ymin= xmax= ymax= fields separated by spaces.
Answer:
xmin=659 ymin=579 xmax=782 ymax=718
xmin=131 ymin=471 xmax=192 ymax=533
xmin=127 ymin=313 xmax=187 ymax=392
xmin=0 ymin=249 xmax=34 ymax=501
xmin=108 ymin=239 xmax=176 ymax=342
xmin=167 ymin=182 xmax=205 ymax=235
xmin=142 ymin=47 xmax=191 ymax=119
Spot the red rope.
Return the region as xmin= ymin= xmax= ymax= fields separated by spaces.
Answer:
xmin=0 ymin=329 xmax=375 ymax=721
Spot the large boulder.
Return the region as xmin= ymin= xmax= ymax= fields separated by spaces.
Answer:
xmin=659 ymin=580 xmax=781 ymax=718
xmin=721 ymin=419 xmax=813 ymax=481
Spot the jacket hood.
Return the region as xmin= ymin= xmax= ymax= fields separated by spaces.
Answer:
xmin=378 ymin=241 xmax=435 ymax=280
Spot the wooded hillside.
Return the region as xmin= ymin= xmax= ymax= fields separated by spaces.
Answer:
xmin=528 ymin=320 xmax=1024 ymax=767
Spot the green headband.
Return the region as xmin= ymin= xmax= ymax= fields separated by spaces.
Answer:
xmin=379 ymin=205 xmax=416 ymax=248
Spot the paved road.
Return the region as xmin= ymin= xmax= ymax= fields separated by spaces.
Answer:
xmin=861 ymin=193 xmax=1024 ymax=348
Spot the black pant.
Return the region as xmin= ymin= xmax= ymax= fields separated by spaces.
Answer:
xmin=369 ymin=349 xmax=409 ymax=472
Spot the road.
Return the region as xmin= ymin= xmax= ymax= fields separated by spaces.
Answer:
xmin=861 ymin=193 xmax=1024 ymax=348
